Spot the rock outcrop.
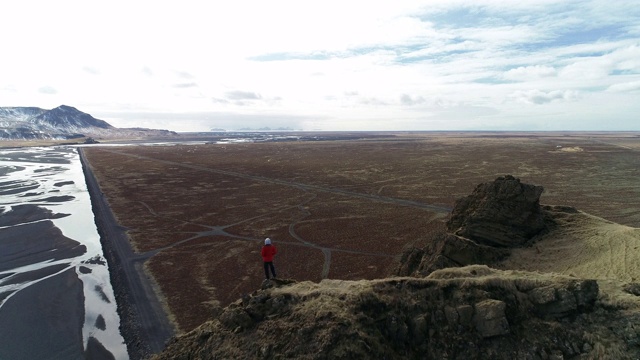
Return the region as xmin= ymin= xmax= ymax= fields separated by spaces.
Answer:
xmin=153 ymin=266 xmax=640 ymax=360
xmin=447 ymin=175 xmax=547 ymax=247
xmin=397 ymin=175 xmax=549 ymax=277
xmin=395 ymin=233 xmax=510 ymax=276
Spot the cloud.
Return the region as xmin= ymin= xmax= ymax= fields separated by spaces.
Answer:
xmin=359 ymin=97 xmax=388 ymax=106
xmin=83 ymin=66 xmax=100 ymax=75
xmin=175 ymin=71 xmax=194 ymax=79
xmin=508 ymin=89 xmax=579 ymax=104
xmin=606 ymin=81 xmax=640 ymax=93
xmin=38 ymin=86 xmax=57 ymax=94
xmin=400 ymin=94 xmax=426 ymax=106
xmin=209 ymin=91 xmax=269 ymax=107
xmin=173 ymin=82 xmax=198 ymax=88
xmin=211 ymin=98 xmax=230 ymax=104
xmin=225 ymin=91 xmax=262 ymax=100
xmin=558 ymin=44 xmax=640 ymax=81
xmin=3 ymin=85 xmax=17 ymax=93
xmin=429 ymin=104 xmax=501 ymax=122
xmin=503 ymin=65 xmax=557 ymax=81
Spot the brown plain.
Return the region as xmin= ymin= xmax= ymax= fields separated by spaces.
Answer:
xmin=83 ymin=132 xmax=640 ymax=333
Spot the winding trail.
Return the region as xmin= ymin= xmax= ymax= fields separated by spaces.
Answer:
xmin=285 ymin=192 xmax=334 ymax=278
xmin=99 ymin=148 xmax=451 ymax=280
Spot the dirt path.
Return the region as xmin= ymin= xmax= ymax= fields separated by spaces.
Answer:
xmin=136 ymin=190 xmax=392 ymax=280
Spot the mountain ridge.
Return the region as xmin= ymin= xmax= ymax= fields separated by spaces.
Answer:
xmin=0 ymin=105 xmax=176 ymax=140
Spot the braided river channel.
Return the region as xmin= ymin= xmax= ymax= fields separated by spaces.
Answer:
xmin=0 ymin=147 xmax=127 ymax=359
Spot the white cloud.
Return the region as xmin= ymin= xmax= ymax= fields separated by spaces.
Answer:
xmin=38 ymin=86 xmax=58 ymax=95
xmin=400 ymin=94 xmax=427 ymax=106
xmin=508 ymin=89 xmax=579 ymax=105
xmin=172 ymin=83 xmax=198 ymax=89
xmin=606 ymin=81 xmax=640 ymax=92
xmin=503 ymin=66 xmax=557 ymax=81
xmin=225 ymin=91 xmax=262 ymax=101
xmin=558 ymin=45 xmax=640 ymax=81
xmin=82 ymin=67 xmax=100 ymax=75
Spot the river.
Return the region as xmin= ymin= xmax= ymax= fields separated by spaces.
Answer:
xmin=0 ymin=146 xmax=128 ymax=359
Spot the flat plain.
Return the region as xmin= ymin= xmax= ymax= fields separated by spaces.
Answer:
xmin=83 ymin=132 xmax=640 ymax=332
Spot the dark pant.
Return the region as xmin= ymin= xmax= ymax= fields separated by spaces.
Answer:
xmin=264 ymin=261 xmax=276 ymax=279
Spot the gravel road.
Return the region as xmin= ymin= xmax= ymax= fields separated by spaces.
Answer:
xmin=80 ymin=148 xmax=175 ymax=359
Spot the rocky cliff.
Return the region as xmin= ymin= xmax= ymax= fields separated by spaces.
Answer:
xmin=397 ymin=175 xmax=557 ymax=277
xmin=447 ymin=174 xmax=547 ymax=247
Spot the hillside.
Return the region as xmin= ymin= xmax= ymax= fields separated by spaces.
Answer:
xmin=151 ymin=176 xmax=640 ymax=359
xmin=502 ymin=209 xmax=640 ymax=282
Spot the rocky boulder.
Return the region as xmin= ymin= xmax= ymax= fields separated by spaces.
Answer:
xmin=447 ymin=175 xmax=547 ymax=247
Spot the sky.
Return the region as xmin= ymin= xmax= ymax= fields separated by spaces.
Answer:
xmin=1 ymin=0 xmax=639 ymax=132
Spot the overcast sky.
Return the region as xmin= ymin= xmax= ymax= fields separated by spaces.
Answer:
xmin=1 ymin=0 xmax=639 ymax=131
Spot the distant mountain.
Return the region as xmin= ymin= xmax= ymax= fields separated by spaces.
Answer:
xmin=30 ymin=105 xmax=113 ymax=131
xmin=0 ymin=105 xmax=176 ymax=140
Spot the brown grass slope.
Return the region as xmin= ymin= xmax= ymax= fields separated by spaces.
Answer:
xmin=501 ymin=207 xmax=640 ymax=282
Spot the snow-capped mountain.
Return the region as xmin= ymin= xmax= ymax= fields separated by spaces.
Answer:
xmin=30 ymin=105 xmax=114 ymax=131
xmin=0 ymin=105 xmax=175 ymax=140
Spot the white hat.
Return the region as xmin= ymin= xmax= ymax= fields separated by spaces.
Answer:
xmin=265 ymin=238 xmax=271 ymax=245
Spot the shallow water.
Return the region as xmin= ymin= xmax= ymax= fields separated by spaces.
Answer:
xmin=0 ymin=147 xmax=128 ymax=359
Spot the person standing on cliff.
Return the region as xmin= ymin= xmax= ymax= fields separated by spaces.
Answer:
xmin=261 ymin=238 xmax=277 ymax=280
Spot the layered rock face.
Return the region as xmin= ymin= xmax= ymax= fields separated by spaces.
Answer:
xmin=447 ymin=175 xmax=547 ymax=247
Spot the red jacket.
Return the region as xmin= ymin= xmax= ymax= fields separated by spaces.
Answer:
xmin=261 ymin=244 xmax=277 ymax=262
